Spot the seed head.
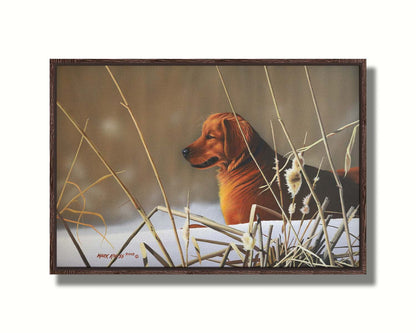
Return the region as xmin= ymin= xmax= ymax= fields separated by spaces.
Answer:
xmin=289 ymin=203 xmax=296 ymax=215
xmin=242 ymin=233 xmax=255 ymax=251
xmin=285 ymin=168 xmax=302 ymax=198
xmin=303 ymin=194 xmax=311 ymax=206
xmin=293 ymin=153 xmax=304 ymax=170
xmin=273 ymin=157 xmax=282 ymax=188
xmin=300 ymin=205 xmax=310 ymax=215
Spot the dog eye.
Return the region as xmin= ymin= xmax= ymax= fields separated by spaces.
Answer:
xmin=206 ymin=134 xmax=215 ymax=140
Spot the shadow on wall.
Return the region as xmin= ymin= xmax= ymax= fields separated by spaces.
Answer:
xmin=56 ymin=65 xmax=359 ymax=225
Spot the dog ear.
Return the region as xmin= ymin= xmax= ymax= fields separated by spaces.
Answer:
xmin=222 ymin=117 xmax=254 ymax=160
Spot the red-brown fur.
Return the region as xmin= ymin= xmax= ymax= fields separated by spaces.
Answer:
xmin=183 ymin=113 xmax=359 ymax=225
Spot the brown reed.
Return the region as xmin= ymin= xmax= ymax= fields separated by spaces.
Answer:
xmin=57 ymin=102 xmax=174 ymax=267
xmin=304 ymin=65 xmax=354 ymax=265
xmin=105 ymin=66 xmax=185 ymax=267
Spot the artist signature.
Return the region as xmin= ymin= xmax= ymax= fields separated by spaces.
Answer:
xmin=97 ymin=252 xmax=139 ymax=260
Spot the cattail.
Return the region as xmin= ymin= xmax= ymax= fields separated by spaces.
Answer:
xmin=273 ymin=157 xmax=282 ymax=188
xmin=300 ymin=194 xmax=311 ymax=215
xmin=285 ymin=168 xmax=302 ymax=198
xmin=300 ymin=205 xmax=310 ymax=215
xmin=293 ymin=153 xmax=304 ymax=170
xmin=242 ymin=232 xmax=255 ymax=250
xmin=303 ymin=193 xmax=311 ymax=206
xmin=289 ymin=202 xmax=296 ymax=215
xmin=285 ymin=154 xmax=303 ymax=198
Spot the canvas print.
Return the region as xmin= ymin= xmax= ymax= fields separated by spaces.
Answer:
xmin=50 ymin=59 xmax=366 ymax=273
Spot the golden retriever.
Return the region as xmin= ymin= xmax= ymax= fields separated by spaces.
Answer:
xmin=183 ymin=113 xmax=359 ymax=225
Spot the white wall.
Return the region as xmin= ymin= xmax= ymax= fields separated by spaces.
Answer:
xmin=1 ymin=1 xmax=413 ymax=332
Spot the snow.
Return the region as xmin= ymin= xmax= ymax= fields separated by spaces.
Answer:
xmin=56 ymin=203 xmax=359 ymax=268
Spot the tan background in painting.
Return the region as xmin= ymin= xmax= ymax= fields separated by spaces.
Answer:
xmin=57 ymin=65 xmax=359 ymax=225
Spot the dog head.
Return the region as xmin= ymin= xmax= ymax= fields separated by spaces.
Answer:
xmin=182 ymin=113 xmax=260 ymax=170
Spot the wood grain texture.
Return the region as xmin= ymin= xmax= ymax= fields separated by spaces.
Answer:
xmin=50 ymin=58 xmax=366 ymax=66
xmin=50 ymin=60 xmax=57 ymax=274
xmin=359 ymin=60 xmax=367 ymax=274
xmin=50 ymin=59 xmax=366 ymax=275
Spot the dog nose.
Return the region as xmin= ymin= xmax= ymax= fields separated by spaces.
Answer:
xmin=182 ymin=148 xmax=190 ymax=158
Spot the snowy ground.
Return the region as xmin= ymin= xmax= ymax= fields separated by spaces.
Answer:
xmin=56 ymin=203 xmax=359 ymax=268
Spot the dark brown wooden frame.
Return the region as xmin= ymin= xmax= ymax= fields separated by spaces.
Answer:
xmin=50 ymin=59 xmax=366 ymax=275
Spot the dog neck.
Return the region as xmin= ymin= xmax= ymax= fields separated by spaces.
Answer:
xmin=217 ymin=139 xmax=288 ymax=183
xmin=226 ymin=140 xmax=265 ymax=172
xmin=218 ymin=139 xmax=276 ymax=178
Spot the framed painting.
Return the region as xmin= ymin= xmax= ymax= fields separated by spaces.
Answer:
xmin=50 ymin=59 xmax=366 ymax=274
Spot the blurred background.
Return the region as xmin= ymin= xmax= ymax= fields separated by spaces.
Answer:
xmin=56 ymin=64 xmax=359 ymax=228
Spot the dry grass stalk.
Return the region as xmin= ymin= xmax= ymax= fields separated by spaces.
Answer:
xmin=57 ymin=102 xmax=174 ymax=267
xmin=323 ymin=206 xmax=359 ymax=263
xmin=264 ymin=66 xmax=335 ymax=266
xmin=208 ymin=259 xmax=239 ymax=267
xmin=160 ymin=204 xmax=243 ymax=243
xmin=139 ymin=243 xmax=148 ymax=267
xmin=187 ymin=248 xmax=227 ymax=266
xmin=57 ymin=119 xmax=89 ymax=209
xmin=57 ymin=120 xmax=90 ymax=244
xmin=218 ymin=66 xmax=320 ymax=266
xmin=65 ymin=181 xmax=87 ymax=243
xmin=334 ymin=244 xmax=360 ymax=249
xmin=304 ymin=65 xmax=354 ymax=265
xmin=248 ymin=204 xmax=282 ymax=235
xmin=59 ymin=171 xmax=125 ymax=215
xmin=64 ymin=207 xmax=107 ymax=240
xmin=303 ymin=197 xmax=330 ymax=249
xmin=142 ymin=242 xmax=170 ymax=267
xmin=220 ymin=245 xmax=232 ymax=267
xmin=216 ymin=67 xmax=281 ymax=209
xmin=273 ymin=250 xmax=298 ymax=267
xmin=298 ymin=210 xmax=318 ymax=244
xmin=270 ymin=121 xmax=284 ymax=210
xmin=184 ymin=191 xmax=191 ymax=267
xmin=269 ymin=245 xmax=276 ymax=265
xmin=275 ymin=240 xmax=281 ymax=262
xmin=273 ymin=243 xmax=328 ymax=268
xmin=156 ymin=205 xmax=244 ymax=236
xmin=59 ymin=216 xmax=113 ymax=248
xmin=293 ymin=160 xmax=323 ymax=238
xmin=105 ymin=66 xmax=185 ymax=268
xmin=242 ymin=231 xmax=255 ymax=266
xmin=252 ymin=253 xmax=260 ymax=267
xmin=224 ymin=257 xmax=260 ymax=266
xmin=344 ymin=124 xmax=359 ymax=176
xmin=284 ymin=153 xmax=305 ymax=246
xmin=312 ymin=215 xmax=333 ymax=254
xmin=256 ymin=219 xmax=265 ymax=267
xmin=295 ymin=246 xmax=327 ymax=266
xmin=192 ymin=236 xmax=202 ymax=264
xmin=56 ymin=212 xmax=90 ymax=267
xmin=284 ymin=120 xmax=359 ymax=160
xmin=216 ymin=68 xmax=284 ymax=217
xmin=230 ymin=242 xmax=246 ymax=262
xmin=216 ymin=66 xmax=307 ymax=258
xmin=334 ymin=251 xmax=359 ymax=259
xmin=250 ymin=218 xmax=259 ymax=238
xmin=107 ymin=207 xmax=158 ymax=267
xmin=244 ymin=250 xmax=252 ymax=267
xmin=264 ymin=224 xmax=274 ymax=267
xmin=210 ymin=230 xmax=243 ymax=243
xmin=208 ymin=259 xmax=242 ymax=267
xmin=195 ymin=238 xmax=230 ymax=246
